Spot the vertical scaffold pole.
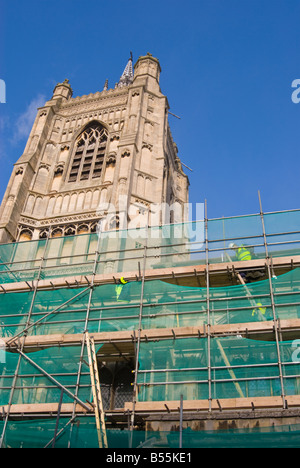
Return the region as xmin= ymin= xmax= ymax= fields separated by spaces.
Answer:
xmin=179 ymin=394 xmax=183 ymax=448
xmin=52 ymin=388 xmax=64 ymax=448
xmin=130 ymin=210 xmax=149 ymax=447
xmin=258 ymin=191 xmax=286 ymax=408
xmin=205 ymin=200 xmax=212 ymax=412
xmin=0 ymin=228 xmax=51 ymax=448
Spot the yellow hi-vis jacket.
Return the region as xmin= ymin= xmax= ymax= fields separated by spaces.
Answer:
xmin=115 ymin=277 xmax=129 ymax=302
xmin=236 ymin=246 xmax=252 ymax=262
xmin=252 ymin=302 xmax=267 ymax=318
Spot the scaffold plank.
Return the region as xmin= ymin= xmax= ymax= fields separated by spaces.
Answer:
xmin=124 ymin=395 xmax=300 ymax=413
xmin=0 ymin=403 xmax=89 ymax=414
xmin=2 ymin=395 xmax=300 ymax=418
xmin=1 ymin=255 xmax=299 ymax=293
xmin=3 ymin=318 xmax=300 ymax=350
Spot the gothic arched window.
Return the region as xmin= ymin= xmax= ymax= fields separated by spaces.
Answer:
xmin=68 ymin=122 xmax=108 ymax=183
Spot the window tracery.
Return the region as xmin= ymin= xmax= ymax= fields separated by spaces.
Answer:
xmin=68 ymin=123 xmax=108 ymax=183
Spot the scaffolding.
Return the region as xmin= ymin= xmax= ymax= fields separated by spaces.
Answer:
xmin=0 ymin=208 xmax=299 ymax=285
xmin=0 ymin=205 xmax=300 ymax=447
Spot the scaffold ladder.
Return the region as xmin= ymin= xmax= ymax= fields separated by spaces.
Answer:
xmin=85 ymin=332 xmax=108 ymax=448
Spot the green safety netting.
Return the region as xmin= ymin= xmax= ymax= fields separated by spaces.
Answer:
xmin=0 ymin=419 xmax=300 ymax=448
xmin=0 ymin=344 xmax=101 ymax=407
xmin=0 ymin=268 xmax=300 ymax=338
xmin=0 ymin=212 xmax=299 ymax=447
xmin=2 ymin=337 xmax=299 ymax=410
xmin=0 ymin=334 xmax=299 ymax=411
xmin=0 ymin=313 xmax=299 ymax=445
xmin=166 ymin=425 xmax=300 ymax=449
xmin=136 ymin=335 xmax=300 ymax=402
xmin=0 ymin=210 xmax=299 ymax=283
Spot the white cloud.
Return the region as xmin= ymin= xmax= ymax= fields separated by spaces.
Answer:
xmin=13 ymin=94 xmax=46 ymax=143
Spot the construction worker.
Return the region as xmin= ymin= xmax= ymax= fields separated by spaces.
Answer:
xmin=252 ymin=302 xmax=272 ymax=321
xmin=228 ymin=243 xmax=253 ymax=282
xmin=228 ymin=243 xmax=265 ymax=283
xmin=115 ymin=277 xmax=131 ymax=302
xmin=252 ymin=302 xmax=267 ymax=321
xmin=228 ymin=243 xmax=253 ymax=262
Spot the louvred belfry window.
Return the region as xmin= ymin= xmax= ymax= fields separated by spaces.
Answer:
xmin=68 ymin=122 xmax=108 ymax=183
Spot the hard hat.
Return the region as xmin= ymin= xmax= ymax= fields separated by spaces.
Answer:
xmin=229 ymin=242 xmax=236 ymax=249
xmin=120 ymin=277 xmax=128 ymax=284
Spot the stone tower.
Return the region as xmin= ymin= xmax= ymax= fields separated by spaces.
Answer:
xmin=0 ymin=53 xmax=189 ymax=243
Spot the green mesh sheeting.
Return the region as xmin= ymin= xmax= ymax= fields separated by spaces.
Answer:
xmin=0 ymin=331 xmax=298 ymax=408
xmin=1 ymin=268 xmax=300 ymax=339
xmin=0 ymin=272 xmax=300 ymax=446
xmin=0 ymin=210 xmax=299 ymax=282
xmin=0 ymin=419 xmax=300 ymax=448
xmin=0 ymin=271 xmax=299 ymax=433
xmin=2 ymin=335 xmax=297 ymax=410
xmin=264 ymin=211 xmax=300 ymax=258
xmin=0 ymin=290 xmax=32 ymax=337
xmin=0 ymin=239 xmax=47 ymax=283
xmin=0 ymin=417 xmax=147 ymax=448
xmin=0 ymin=344 xmax=105 ymax=407
xmin=166 ymin=425 xmax=300 ymax=449
xmin=137 ymin=336 xmax=300 ymax=402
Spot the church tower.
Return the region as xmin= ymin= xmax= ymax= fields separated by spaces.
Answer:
xmin=0 ymin=53 xmax=189 ymax=243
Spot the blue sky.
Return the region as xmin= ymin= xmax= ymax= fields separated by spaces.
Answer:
xmin=0 ymin=0 xmax=299 ymax=219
